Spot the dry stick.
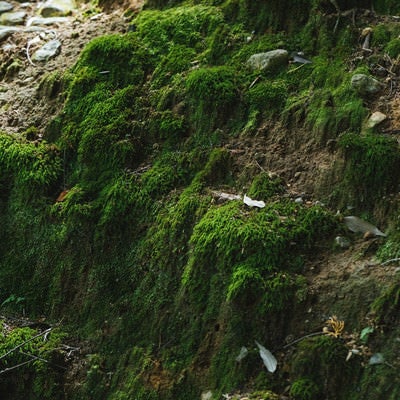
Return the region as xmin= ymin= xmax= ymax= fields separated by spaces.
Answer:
xmin=0 ymin=359 xmax=34 ymax=375
xmin=381 ymin=257 xmax=400 ymax=266
xmin=0 ymin=328 xmax=52 ymax=362
xmin=249 ymin=75 xmax=261 ymax=89
xmin=281 ymin=331 xmax=323 ymax=349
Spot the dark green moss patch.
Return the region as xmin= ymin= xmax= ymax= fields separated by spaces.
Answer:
xmin=338 ymin=132 xmax=400 ymax=209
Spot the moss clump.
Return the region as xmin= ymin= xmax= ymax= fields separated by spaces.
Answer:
xmin=185 ymin=65 xmax=241 ymax=137
xmin=290 ymin=335 xmax=357 ymax=400
xmin=370 ymin=278 xmax=400 ymax=325
xmin=385 ymin=38 xmax=400 ymax=58
xmin=372 ymin=24 xmax=391 ymax=47
xmin=283 ymin=58 xmax=367 ymax=143
xmin=373 ymin=0 xmax=400 ymax=14
xmin=247 ymin=172 xmax=285 ymax=200
xmin=182 ymin=200 xmax=337 ymax=314
xmin=134 ymin=5 xmax=224 ymax=55
xmin=338 ymin=132 xmax=400 ymax=209
xmin=290 ymin=377 xmax=321 ymax=400
xmin=150 ymin=44 xmax=196 ymax=89
xmin=0 ymin=325 xmax=66 ymax=400
xmin=0 ymin=132 xmax=61 ymax=193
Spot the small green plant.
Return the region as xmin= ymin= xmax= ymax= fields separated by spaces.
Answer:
xmin=1 ymin=294 xmax=25 ymax=309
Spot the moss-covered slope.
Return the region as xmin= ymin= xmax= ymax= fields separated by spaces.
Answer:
xmin=0 ymin=0 xmax=400 ymax=399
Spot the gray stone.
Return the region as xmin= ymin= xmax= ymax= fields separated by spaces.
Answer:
xmin=246 ymin=49 xmax=289 ymax=71
xmin=39 ymin=0 xmax=76 ymax=17
xmin=26 ymin=16 xmax=71 ymax=26
xmin=351 ymin=73 xmax=384 ymax=96
xmin=0 ymin=1 xmax=13 ymax=13
xmin=32 ymin=39 xmax=61 ymax=61
xmin=366 ymin=111 xmax=387 ymax=128
xmin=0 ymin=11 xmax=26 ymax=25
xmin=0 ymin=25 xmax=21 ymax=41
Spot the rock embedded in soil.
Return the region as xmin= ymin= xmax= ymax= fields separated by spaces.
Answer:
xmin=0 ymin=10 xmax=26 ymax=25
xmin=0 ymin=1 xmax=13 ymax=13
xmin=366 ymin=111 xmax=387 ymax=128
xmin=32 ymin=39 xmax=62 ymax=61
xmin=0 ymin=25 xmax=21 ymax=40
xmin=351 ymin=73 xmax=384 ymax=96
xmin=27 ymin=16 xmax=71 ymax=26
xmin=246 ymin=49 xmax=289 ymax=71
xmin=39 ymin=0 xmax=76 ymax=17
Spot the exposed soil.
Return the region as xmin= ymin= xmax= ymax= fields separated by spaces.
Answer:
xmin=0 ymin=0 xmax=144 ymax=135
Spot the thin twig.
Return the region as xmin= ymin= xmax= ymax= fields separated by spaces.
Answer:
xmin=281 ymin=331 xmax=322 ymax=349
xmin=249 ymin=75 xmax=261 ymax=89
xmin=0 ymin=359 xmax=34 ymax=375
xmin=287 ymin=63 xmax=306 ymax=74
xmin=254 ymin=160 xmax=266 ymax=173
xmin=381 ymin=257 xmax=400 ymax=266
xmin=0 ymin=328 xmax=51 ymax=362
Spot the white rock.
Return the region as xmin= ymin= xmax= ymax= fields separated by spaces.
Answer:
xmin=0 ymin=1 xmax=13 ymax=13
xmin=26 ymin=16 xmax=71 ymax=26
xmin=366 ymin=111 xmax=387 ymax=128
xmin=32 ymin=39 xmax=61 ymax=61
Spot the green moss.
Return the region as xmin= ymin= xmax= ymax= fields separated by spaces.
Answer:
xmin=371 ymin=277 xmax=400 ymax=325
xmin=0 ymin=325 xmax=66 ymax=400
xmin=134 ymin=5 xmax=224 ymax=55
xmin=290 ymin=335 xmax=357 ymax=399
xmin=205 ymin=23 xmax=246 ymax=65
xmin=73 ymin=34 xmax=148 ymax=88
xmin=247 ymin=172 xmax=285 ymax=199
xmin=185 ymin=65 xmax=241 ymax=137
xmin=244 ymin=79 xmax=288 ymax=129
xmin=385 ymin=38 xmax=400 ymax=58
xmin=222 ymin=0 xmax=311 ymax=34
xmin=338 ymin=132 xmax=400 ymax=209
xmin=290 ymin=377 xmax=321 ymax=400
xmin=373 ymin=0 xmax=400 ymax=14
xmin=0 ymin=132 xmax=62 ymax=192
xmin=182 ymin=200 xmax=337 ymax=312
xmin=150 ymin=44 xmax=196 ymax=89
xmin=38 ymin=71 xmax=63 ymax=100
xmin=372 ymin=24 xmax=391 ymax=47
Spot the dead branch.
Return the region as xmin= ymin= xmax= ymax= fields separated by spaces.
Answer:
xmin=0 ymin=359 xmax=34 ymax=375
xmin=281 ymin=331 xmax=322 ymax=349
xmin=380 ymin=257 xmax=400 ymax=266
